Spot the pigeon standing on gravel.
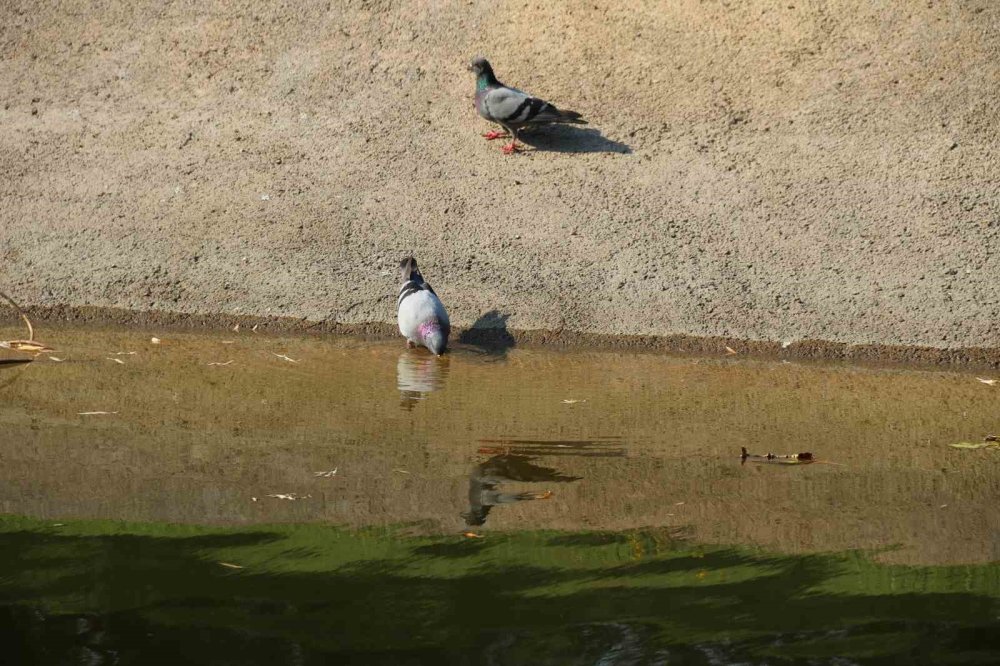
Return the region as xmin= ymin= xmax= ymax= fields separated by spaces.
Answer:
xmin=397 ymin=257 xmax=450 ymax=356
xmin=469 ymin=57 xmax=587 ymax=154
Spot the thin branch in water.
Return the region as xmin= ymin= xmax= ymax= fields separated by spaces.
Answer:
xmin=0 ymin=290 xmax=34 ymax=341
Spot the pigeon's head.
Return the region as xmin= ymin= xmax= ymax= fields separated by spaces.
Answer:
xmin=461 ymin=508 xmax=488 ymax=527
xmin=420 ymin=321 xmax=447 ymax=356
xmin=468 ymin=56 xmax=495 ymax=79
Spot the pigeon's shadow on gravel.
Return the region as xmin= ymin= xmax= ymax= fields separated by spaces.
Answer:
xmin=456 ymin=310 xmax=515 ymax=359
xmin=520 ymin=126 xmax=631 ymax=154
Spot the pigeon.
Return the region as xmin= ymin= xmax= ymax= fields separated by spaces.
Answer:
xmin=397 ymin=257 xmax=450 ymax=355
xmin=469 ymin=57 xmax=587 ymax=154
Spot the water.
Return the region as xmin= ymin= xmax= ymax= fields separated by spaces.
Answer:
xmin=1 ymin=326 xmax=998 ymax=664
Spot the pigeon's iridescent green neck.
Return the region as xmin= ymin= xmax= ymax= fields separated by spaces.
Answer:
xmin=476 ymin=75 xmax=490 ymax=92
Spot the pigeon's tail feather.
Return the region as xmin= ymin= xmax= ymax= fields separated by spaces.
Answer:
xmin=555 ymin=109 xmax=587 ymax=125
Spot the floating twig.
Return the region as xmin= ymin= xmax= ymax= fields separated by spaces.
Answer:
xmin=949 ymin=436 xmax=999 ymax=450
xmin=741 ymin=446 xmax=815 ymax=464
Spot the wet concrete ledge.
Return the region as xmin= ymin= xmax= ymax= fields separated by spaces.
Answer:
xmin=3 ymin=304 xmax=999 ymax=372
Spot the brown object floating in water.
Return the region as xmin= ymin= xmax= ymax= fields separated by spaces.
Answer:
xmin=741 ymin=446 xmax=815 ymax=465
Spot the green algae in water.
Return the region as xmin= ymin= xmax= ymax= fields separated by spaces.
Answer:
xmin=1 ymin=516 xmax=999 ymax=664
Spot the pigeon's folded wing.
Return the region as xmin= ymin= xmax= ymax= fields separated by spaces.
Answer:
xmin=484 ymin=87 xmax=562 ymax=125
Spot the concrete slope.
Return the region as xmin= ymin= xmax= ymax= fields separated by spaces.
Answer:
xmin=1 ymin=0 xmax=998 ymax=348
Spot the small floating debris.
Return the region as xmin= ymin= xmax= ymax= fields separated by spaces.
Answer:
xmin=561 ymin=399 xmax=587 ymax=404
xmin=1 ymin=340 xmax=55 ymax=353
xmin=107 ymin=357 xmax=125 ymax=365
xmin=976 ymin=377 xmax=997 ymax=386
xmin=314 ymin=468 xmax=338 ymax=478
xmin=741 ymin=447 xmax=814 ymax=464
xmin=724 ymin=346 xmax=738 ymax=355
xmin=949 ymin=436 xmax=999 ymax=450
xmin=392 ymin=469 xmax=411 ymax=474
xmin=78 ymin=411 xmax=118 ymax=416
xmin=462 ymin=531 xmax=485 ymax=539
xmin=207 ymin=360 xmax=234 ymax=366
xmin=113 ymin=351 xmax=137 ymax=356
xmin=266 ymin=493 xmax=311 ymax=500
xmin=272 ymin=353 xmax=299 ymax=363
xmin=48 ymin=356 xmax=64 ymax=362
xmin=151 ymin=337 xmax=161 ymax=344
xmin=218 ymin=562 xmax=244 ymax=569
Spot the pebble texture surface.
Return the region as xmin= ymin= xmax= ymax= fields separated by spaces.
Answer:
xmin=1 ymin=1 xmax=998 ymax=348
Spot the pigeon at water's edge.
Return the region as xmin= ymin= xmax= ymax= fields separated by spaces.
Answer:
xmin=397 ymin=257 xmax=450 ymax=355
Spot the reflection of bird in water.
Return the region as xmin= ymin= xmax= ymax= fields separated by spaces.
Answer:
xmin=397 ymin=352 xmax=449 ymax=410
xmin=462 ymin=453 xmax=582 ymax=527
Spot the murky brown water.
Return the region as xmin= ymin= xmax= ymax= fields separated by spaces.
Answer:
xmin=1 ymin=326 xmax=998 ymax=565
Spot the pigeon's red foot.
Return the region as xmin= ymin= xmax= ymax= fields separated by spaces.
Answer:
xmin=501 ymin=141 xmax=521 ymax=155
xmin=482 ymin=130 xmax=509 ymax=140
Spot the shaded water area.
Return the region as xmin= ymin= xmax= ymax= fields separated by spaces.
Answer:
xmin=1 ymin=326 xmax=999 ymax=664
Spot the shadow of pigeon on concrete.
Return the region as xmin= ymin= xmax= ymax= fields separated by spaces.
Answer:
xmin=456 ymin=310 xmax=516 ymax=358
xmin=519 ymin=125 xmax=631 ymax=154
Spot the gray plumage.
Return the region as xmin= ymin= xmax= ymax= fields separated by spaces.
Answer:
xmin=470 ymin=57 xmax=586 ymax=153
xmin=397 ymin=257 xmax=450 ymax=355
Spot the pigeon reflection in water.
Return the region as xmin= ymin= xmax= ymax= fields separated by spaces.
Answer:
xmin=397 ymin=352 xmax=450 ymax=410
xmin=462 ymin=454 xmax=580 ymax=527
xmin=463 ymin=440 xmax=626 ymax=527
